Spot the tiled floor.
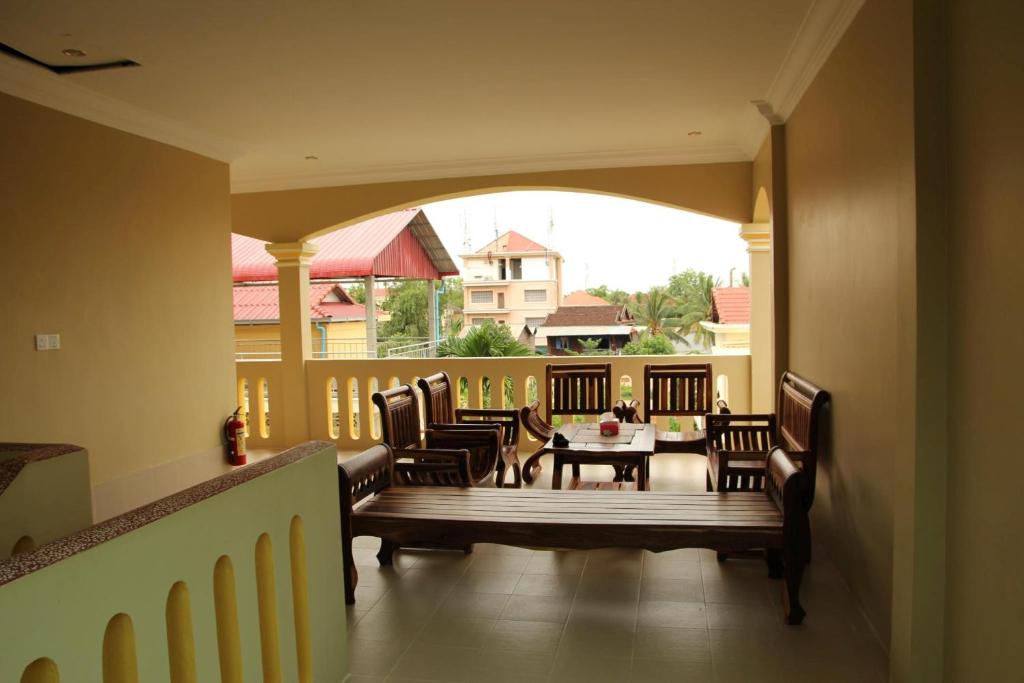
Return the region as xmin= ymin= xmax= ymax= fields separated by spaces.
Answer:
xmin=342 ymin=452 xmax=889 ymax=682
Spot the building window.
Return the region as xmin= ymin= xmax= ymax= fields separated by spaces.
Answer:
xmin=510 ymin=258 xmax=523 ymax=280
xmin=470 ymin=317 xmax=491 ymax=326
xmin=470 ymin=290 xmax=494 ymax=304
xmin=524 ymin=289 xmax=547 ymax=303
xmin=525 ymin=317 xmax=546 ymax=328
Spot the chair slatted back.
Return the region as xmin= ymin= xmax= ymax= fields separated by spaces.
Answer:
xmin=545 ymin=363 xmax=612 ymax=421
xmin=777 ymin=372 xmax=827 ymax=453
xmin=706 ymin=414 xmax=777 ymax=492
xmin=643 ymin=363 xmax=713 ymax=420
xmin=419 ymin=372 xmax=457 ymax=425
xmin=371 ymin=385 xmax=422 ymax=450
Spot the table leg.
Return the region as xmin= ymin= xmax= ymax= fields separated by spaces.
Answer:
xmin=552 ymin=454 xmax=564 ymax=490
xmin=637 ymin=457 xmax=647 ymax=492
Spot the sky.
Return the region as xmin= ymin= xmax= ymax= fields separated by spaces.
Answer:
xmin=421 ymin=191 xmax=748 ymax=294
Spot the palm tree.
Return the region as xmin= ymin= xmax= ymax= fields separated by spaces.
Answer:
xmin=437 ymin=321 xmax=531 ymax=408
xmin=674 ymin=272 xmax=719 ymax=348
xmin=632 ymin=287 xmax=684 ymax=341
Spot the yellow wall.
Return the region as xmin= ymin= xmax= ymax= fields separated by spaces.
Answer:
xmin=943 ymin=1 xmax=1024 ymax=678
xmin=234 ymin=320 xmax=368 ymax=344
xmin=231 ymin=162 xmax=753 ymax=242
xmin=0 ymin=92 xmax=235 ymax=520
xmin=784 ymin=0 xmax=915 ymax=648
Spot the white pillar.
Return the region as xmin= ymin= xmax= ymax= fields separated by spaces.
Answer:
xmin=740 ymin=223 xmax=773 ymax=413
xmin=426 ymin=279 xmax=438 ymax=343
xmin=266 ymin=241 xmax=319 ymax=446
xmin=364 ymin=275 xmax=376 ymax=358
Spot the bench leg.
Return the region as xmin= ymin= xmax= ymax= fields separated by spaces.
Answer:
xmin=521 ymin=447 xmax=546 ymax=484
xmin=766 ymin=549 xmax=783 ymax=579
xmin=377 ymin=539 xmax=397 ymax=566
xmin=342 ymin=526 xmax=358 ymax=605
xmin=782 ymin=559 xmax=806 ymax=625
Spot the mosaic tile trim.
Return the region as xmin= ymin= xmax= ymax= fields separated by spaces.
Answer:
xmin=0 ymin=443 xmax=84 ymax=497
xmin=0 ymin=440 xmax=335 ymax=586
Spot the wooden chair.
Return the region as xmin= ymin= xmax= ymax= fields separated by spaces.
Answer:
xmin=371 ymin=384 xmax=501 ymax=487
xmin=520 ymin=363 xmax=612 ymax=484
xmin=417 ymin=372 xmax=522 ymax=488
xmin=641 ymin=363 xmax=720 ymax=454
xmin=706 ymin=371 xmax=829 ymax=507
xmin=706 ymin=413 xmax=777 ymax=492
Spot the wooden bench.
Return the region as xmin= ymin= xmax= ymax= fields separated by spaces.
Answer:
xmin=339 ymin=445 xmax=813 ymax=624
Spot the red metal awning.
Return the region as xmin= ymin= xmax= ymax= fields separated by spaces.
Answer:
xmin=232 ymin=208 xmax=459 ymax=282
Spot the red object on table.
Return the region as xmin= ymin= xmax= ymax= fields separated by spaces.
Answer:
xmin=599 ymin=412 xmax=619 ymax=436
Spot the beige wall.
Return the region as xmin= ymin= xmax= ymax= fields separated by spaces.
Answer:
xmin=943 ymin=1 xmax=1024 ymax=678
xmin=0 ymin=92 xmax=235 ymax=519
xmin=231 ymin=162 xmax=753 ymax=242
xmin=784 ymin=0 xmax=915 ymax=648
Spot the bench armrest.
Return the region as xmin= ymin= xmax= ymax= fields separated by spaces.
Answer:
xmin=520 ymin=400 xmax=555 ymax=441
xmin=766 ymin=447 xmax=811 ymax=565
xmin=338 ymin=444 xmax=393 ymax=505
xmin=393 ymin=446 xmax=473 ymax=486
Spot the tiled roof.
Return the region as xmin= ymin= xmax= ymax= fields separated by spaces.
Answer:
xmin=232 ymin=208 xmax=459 ymax=282
xmin=233 ymin=283 xmax=366 ymax=322
xmin=711 ymin=287 xmax=751 ymax=324
xmin=542 ymin=305 xmax=634 ymax=327
xmin=563 ymin=290 xmax=610 ymax=306
xmin=475 ymin=230 xmax=550 ymax=254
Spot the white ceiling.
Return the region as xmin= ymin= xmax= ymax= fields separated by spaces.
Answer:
xmin=0 ymin=1 xmax=862 ymax=192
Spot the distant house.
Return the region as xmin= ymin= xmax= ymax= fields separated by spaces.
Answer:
xmin=562 ymin=290 xmax=610 ymax=306
xmin=700 ymin=287 xmax=751 ymax=354
xmin=461 ymin=230 xmax=563 ymax=333
xmin=233 ymin=283 xmax=368 ymax=358
xmin=537 ymin=304 xmax=637 ymax=355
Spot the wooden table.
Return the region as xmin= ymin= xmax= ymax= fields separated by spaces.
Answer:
xmin=545 ymin=423 xmax=656 ymax=491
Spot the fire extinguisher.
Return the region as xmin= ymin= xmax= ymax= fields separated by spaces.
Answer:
xmin=224 ymin=407 xmax=247 ymax=466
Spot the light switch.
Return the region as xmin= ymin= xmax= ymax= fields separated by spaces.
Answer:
xmin=34 ymin=334 xmax=60 ymax=351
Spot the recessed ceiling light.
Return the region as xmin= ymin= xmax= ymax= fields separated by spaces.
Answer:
xmin=305 ymin=155 xmax=319 ymax=160
xmin=687 ymin=130 xmax=702 ymax=136
xmin=61 ymin=48 xmax=87 ymax=57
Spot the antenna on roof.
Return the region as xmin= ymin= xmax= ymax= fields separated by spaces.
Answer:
xmin=546 ymin=207 xmax=555 ymax=268
xmin=462 ymin=209 xmax=471 ymax=253
xmin=492 ymin=205 xmax=499 ymax=246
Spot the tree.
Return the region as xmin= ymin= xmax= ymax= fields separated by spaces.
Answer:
xmin=667 ymin=269 xmax=720 ymax=348
xmin=565 ymin=337 xmax=611 ymax=356
xmin=740 ymin=272 xmax=750 ymax=287
xmin=440 ymin=277 xmax=463 ymax=335
xmin=623 ymin=333 xmax=676 ymax=356
xmin=347 ymin=282 xmax=366 ymax=304
xmin=437 ymin=320 xmax=532 ymax=357
xmin=586 ymin=285 xmax=631 ymax=307
xmin=632 ymin=287 xmax=683 ymax=340
xmin=379 ymin=280 xmax=428 ymax=338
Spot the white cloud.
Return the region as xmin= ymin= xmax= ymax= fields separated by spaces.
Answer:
xmin=422 ymin=190 xmax=748 ymax=293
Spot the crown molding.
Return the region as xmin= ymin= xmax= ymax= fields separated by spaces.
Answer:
xmin=230 ymin=143 xmax=750 ymax=194
xmin=739 ymin=0 xmax=864 ymax=156
xmin=0 ymin=53 xmax=244 ymax=162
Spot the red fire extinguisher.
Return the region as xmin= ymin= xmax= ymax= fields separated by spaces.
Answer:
xmin=224 ymin=407 xmax=247 ymax=466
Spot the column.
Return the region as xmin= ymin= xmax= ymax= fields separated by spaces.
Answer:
xmin=266 ymin=241 xmax=319 ymax=446
xmin=364 ymin=275 xmax=376 ymax=358
xmin=740 ymin=223 xmax=773 ymax=413
xmin=426 ymin=279 xmax=438 ymax=346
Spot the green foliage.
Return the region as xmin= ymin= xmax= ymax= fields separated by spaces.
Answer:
xmin=437 ymin=320 xmax=532 ymax=358
xmin=441 ymin=277 xmax=463 ymax=335
xmin=347 ymin=283 xmax=366 ymax=304
xmin=669 ymin=269 xmax=720 ymax=348
xmin=632 ymin=287 xmax=683 ymax=340
xmin=622 ymin=333 xmax=676 ymax=355
xmin=740 ymin=272 xmax=750 ymax=287
xmin=379 ymin=280 xmax=428 ymax=338
xmin=565 ymin=337 xmax=611 ymax=356
xmin=586 ymin=285 xmax=632 ymax=307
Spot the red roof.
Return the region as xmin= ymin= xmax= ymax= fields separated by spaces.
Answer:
xmin=711 ymin=287 xmax=751 ymax=324
xmin=233 ymin=283 xmax=367 ymax=323
xmin=563 ymin=290 xmax=610 ymax=306
xmin=476 ymin=230 xmax=549 ymax=254
xmin=232 ymin=208 xmax=458 ymax=282
xmin=542 ymin=305 xmax=634 ymax=326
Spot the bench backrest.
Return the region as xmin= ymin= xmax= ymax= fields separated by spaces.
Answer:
xmin=372 ymin=385 xmax=423 ymax=450
xmin=777 ymin=372 xmax=829 ymax=454
xmin=545 ymin=363 xmax=613 ymax=420
xmin=418 ymin=371 xmax=457 ymax=425
xmin=642 ymin=363 xmax=714 ymax=420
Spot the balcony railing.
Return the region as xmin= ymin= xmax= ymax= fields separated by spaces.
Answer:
xmin=236 ymin=354 xmax=751 ymax=452
xmin=235 ymin=337 xmax=433 ymax=360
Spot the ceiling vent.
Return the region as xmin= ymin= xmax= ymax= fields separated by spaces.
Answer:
xmin=0 ymin=41 xmax=139 ymax=75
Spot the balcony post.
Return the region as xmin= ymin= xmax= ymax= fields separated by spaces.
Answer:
xmin=364 ymin=275 xmax=377 ymax=358
xmin=266 ymin=241 xmax=319 ymax=445
xmin=426 ymin=279 xmax=438 ymax=345
xmin=740 ymin=223 xmax=773 ymax=412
